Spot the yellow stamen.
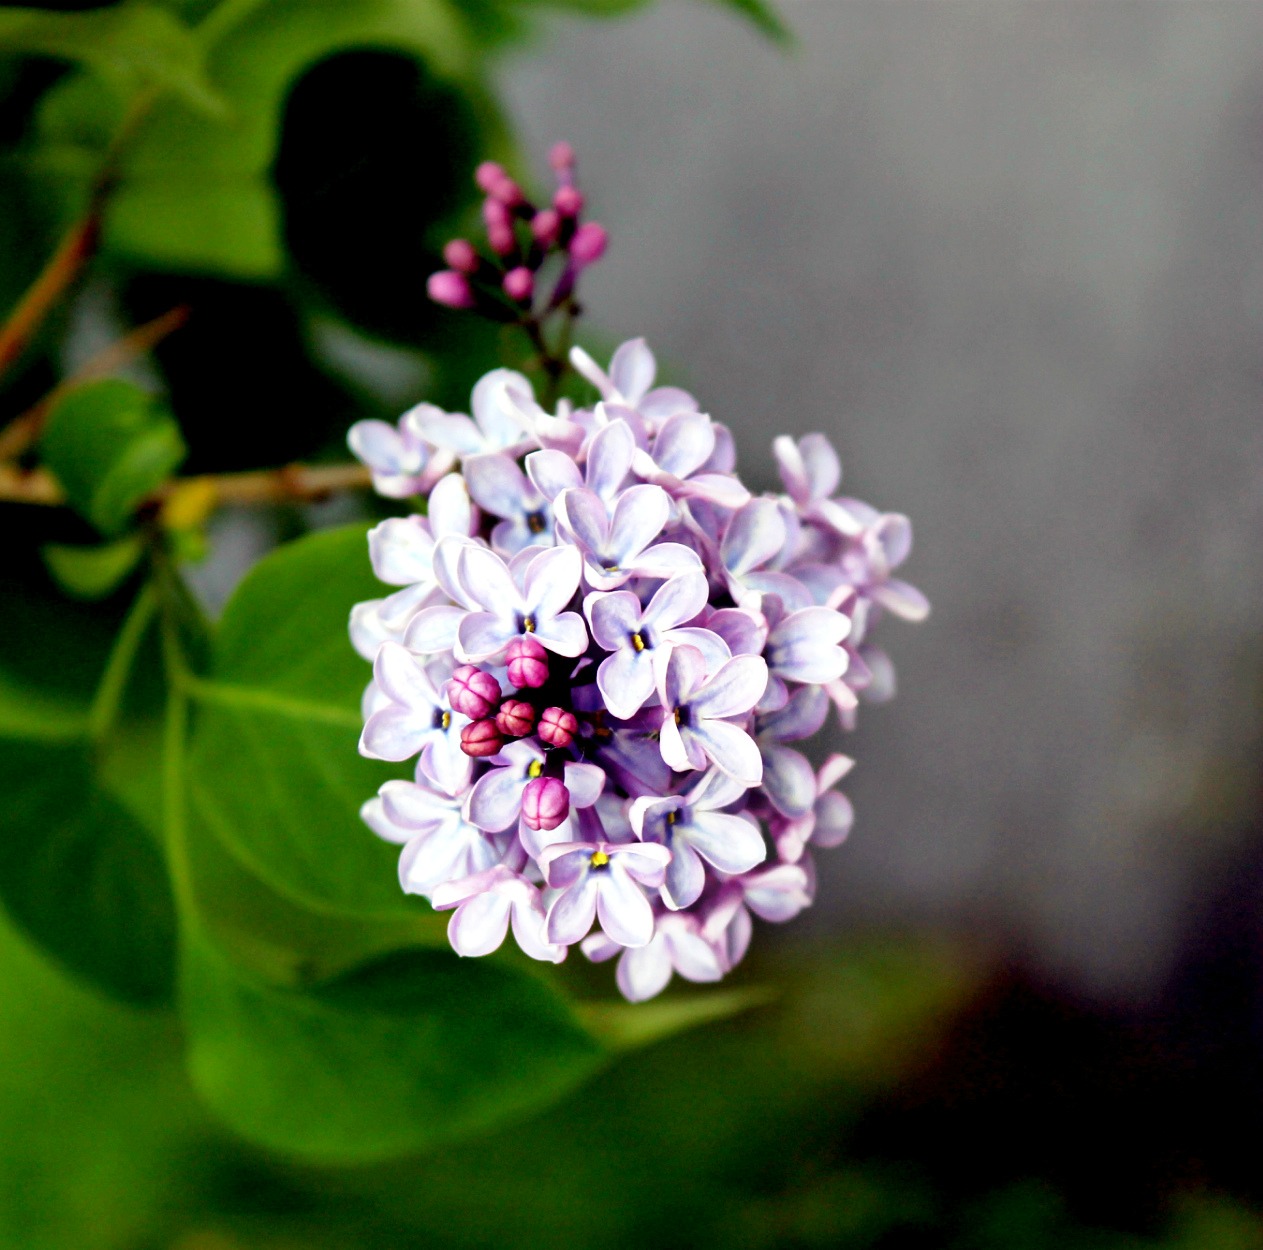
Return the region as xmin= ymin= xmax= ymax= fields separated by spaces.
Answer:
xmin=441 ymin=710 xmax=451 ymax=730
xmin=590 ymin=849 xmax=610 ymax=868
xmin=631 ymin=632 xmax=646 ymax=652
xmin=523 ymin=616 xmax=536 ymax=633
xmin=528 ymin=759 xmax=543 ymax=779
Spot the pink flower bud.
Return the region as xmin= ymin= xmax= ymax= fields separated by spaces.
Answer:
xmin=537 ymin=706 xmax=577 ymax=749
xmin=475 ymin=160 xmax=507 ymax=193
xmin=531 ymin=209 xmax=561 ymax=248
xmin=426 ymin=270 xmax=474 ymax=309
xmin=553 ymin=184 xmax=584 ymax=217
xmin=442 ymin=238 xmax=479 ymax=274
xmin=490 ymin=174 xmax=525 ymax=207
xmin=447 ymin=665 xmax=501 ymax=720
xmin=460 ymin=718 xmax=503 ymax=758
xmin=570 ymin=222 xmax=607 ymax=268
xmin=549 ymin=141 xmax=575 ymax=173
xmin=496 ymin=698 xmax=536 ymax=738
xmin=488 ymin=224 xmax=516 ymax=257
xmin=506 ymin=636 xmax=549 ymax=689
xmin=482 ymin=197 xmax=512 ymax=230
xmin=521 ymin=776 xmax=569 ymax=832
xmin=502 ymin=267 xmax=533 ymax=302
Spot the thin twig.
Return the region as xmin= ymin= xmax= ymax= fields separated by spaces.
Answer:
xmin=0 ymin=305 xmax=190 ymax=463
xmin=0 ymin=87 xmax=157 ymax=387
xmin=0 ymin=461 xmax=373 ymax=511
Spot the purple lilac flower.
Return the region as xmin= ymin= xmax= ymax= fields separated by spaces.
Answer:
xmin=349 ymin=147 xmax=925 ymax=1000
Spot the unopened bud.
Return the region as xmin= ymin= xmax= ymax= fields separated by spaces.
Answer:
xmin=488 ymin=224 xmax=516 ymax=257
xmin=522 ymin=776 xmax=570 ymax=832
xmin=447 ymin=665 xmax=501 ymax=720
xmin=553 ymin=184 xmax=584 ymax=217
xmin=570 ymin=222 xmax=607 ymax=268
xmin=531 ymin=208 xmax=561 ymax=248
xmin=490 ymin=174 xmax=525 ymax=207
xmin=460 ymin=718 xmax=503 ymax=758
xmin=442 ymin=238 xmax=479 ymax=274
xmin=426 ymin=270 xmax=475 ymax=309
xmin=503 ymin=267 xmax=533 ymax=302
xmin=549 ymin=141 xmax=575 ymax=173
xmin=506 ymin=636 xmax=549 ymax=689
xmin=537 ymin=706 xmax=577 ymax=749
xmin=496 ymin=698 xmax=536 ymax=738
xmin=474 ymin=160 xmax=507 ymax=193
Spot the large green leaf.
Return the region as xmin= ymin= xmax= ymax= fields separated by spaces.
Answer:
xmin=0 ymin=3 xmax=222 ymax=113
xmin=40 ymin=379 xmax=187 ymax=537
xmin=182 ymin=928 xmax=602 ymax=1161
xmin=185 ymin=523 xmax=414 ymax=916
xmin=0 ymin=575 xmax=177 ymax=1005
xmin=0 ymin=736 xmax=176 ymax=1006
xmin=36 ymin=0 xmax=480 ymax=278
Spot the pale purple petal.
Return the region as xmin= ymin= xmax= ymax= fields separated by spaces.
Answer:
xmin=525 ymin=449 xmax=582 ymax=501
xmin=546 ymin=875 xmax=600 ymax=945
xmin=368 ymin=517 xmax=434 ymax=586
xmin=662 ymin=627 xmax=731 ymax=674
xmin=414 ymin=410 xmax=483 ymax=456
xmin=597 ymin=648 xmax=655 ymax=721
xmin=626 ymin=542 xmax=704 ymax=581
xmin=608 ymin=484 xmax=669 ymax=562
xmin=705 ymin=607 xmax=768 ymax=656
xmin=585 ymin=419 xmax=636 ymax=500
xmin=690 ymin=719 xmax=763 ymax=785
xmin=608 ymin=338 xmax=656 ymax=404
xmin=813 ymin=791 xmax=854 ymax=848
xmin=586 ymin=590 xmax=640 ymax=652
xmin=447 ymin=891 xmax=511 ymax=956
xmin=529 ymin=611 xmax=588 ymax=657
xmin=799 ymin=433 xmax=841 ymax=499
xmin=658 ymin=644 xmax=707 ymax=711
xmin=661 ymin=838 xmax=706 ymax=910
xmin=509 ymin=889 xmax=566 ymax=962
xmin=556 ymin=488 xmax=609 ymax=552
xmin=456 ymin=612 xmax=514 ymax=663
xmin=458 ymin=545 xmax=519 ymax=614
xmin=524 ymin=544 xmax=582 ymax=621
xmin=652 ymin=412 xmax=715 ymax=480
xmin=404 ymin=605 xmax=465 ymax=654
xmin=721 ymin=498 xmax=786 ymax=577
xmin=873 ymin=579 xmax=930 ymax=622
xmin=596 ymin=864 xmax=655 ymax=947
xmin=463 ymin=453 xmax=540 ymax=521
xmin=659 ymin=713 xmax=701 ymax=772
xmin=688 ymin=810 xmax=767 ymax=875
xmin=426 ymin=471 xmax=474 ymax=539
xmin=616 ymin=939 xmax=673 ymax=1001
xmin=563 ymin=761 xmax=606 ymax=808
xmin=760 ymin=685 xmax=830 ymax=742
xmin=643 ymin=572 xmax=709 ymax=633
xmin=666 ymin=925 xmax=725 ymax=983
xmin=690 ymin=654 xmax=768 ymax=721
xmin=762 ymin=745 xmax=817 ymax=818
xmin=467 ymin=766 xmax=526 ymax=831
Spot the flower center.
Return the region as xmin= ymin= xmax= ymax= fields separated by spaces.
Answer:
xmin=527 ymin=759 xmax=544 ymax=779
xmin=589 ymin=849 xmax=610 ymax=869
xmin=630 ymin=631 xmax=646 ymax=652
xmin=522 ymin=615 xmax=536 ymax=633
xmin=526 ymin=511 xmax=546 ymax=534
xmin=437 ymin=709 xmax=451 ymax=730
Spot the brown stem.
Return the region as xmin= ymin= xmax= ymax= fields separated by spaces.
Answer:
xmin=0 ymin=305 xmax=190 ymax=463
xmin=0 ymin=88 xmax=157 ymax=388
xmin=0 ymin=461 xmax=373 ymax=512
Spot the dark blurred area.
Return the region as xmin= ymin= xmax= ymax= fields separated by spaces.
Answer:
xmin=1 ymin=1 xmax=1261 ymax=1247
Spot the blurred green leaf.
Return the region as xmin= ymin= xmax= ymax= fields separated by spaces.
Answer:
xmin=0 ymin=3 xmax=223 ymax=113
xmin=37 ymin=0 xmax=482 ymax=277
xmin=182 ymin=928 xmax=603 ymax=1162
xmin=41 ymin=379 xmax=186 ymax=536
xmin=711 ymin=0 xmax=789 ymax=42
xmin=0 ymin=736 xmax=176 ymax=1005
xmin=579 ymin=985 xmax=776 ymax=1051
xmin=41 ymin=534 xmax=145 ymax=600
xmin=185 ymin=523 xmax=412 ymax=916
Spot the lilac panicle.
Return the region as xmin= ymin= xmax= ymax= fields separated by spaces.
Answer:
xmin=348 ymin=146 xmax=925 ymax=1001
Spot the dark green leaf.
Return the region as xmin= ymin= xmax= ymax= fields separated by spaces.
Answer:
xmin=0 ymin=4 xmax=222 ymax=113
xmin=0 ymin=736 xmax=176 ymax=1006
xmin=41 ymin=379 xmax=186 ymax=536
xmin=182 ymin=930 xmax=602 ymax=1162
xmin=36 ymin=0 xmax=486 ymax=277
xmin=186 ymin=523 xmax=412 ymax=916
xmin=41 ymin=535 xmax=145 ymax=601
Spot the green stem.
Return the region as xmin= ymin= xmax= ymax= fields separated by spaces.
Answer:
xmin=87 ymin=580 xmax=157 ymax=744
xmin=158 ymin=590 xmax=196 ymax=918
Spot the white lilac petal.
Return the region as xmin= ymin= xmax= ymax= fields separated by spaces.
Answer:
xmin=446 ymin=890 xmax=511 ymax=956
xmin=616 ymin=937 xmax=673 ymax=1002
xmin=581 ymin=932 xmax=622 ymax=963
xmin=872 ymin=578 xmax=930 ymax=622
xmin=767 ymin=606 xmax=851 ymax=684
xmin=608 ymin=484 xmax=670 ymax=565
xmin=663 ymin=920 xmax=725 ymax=983
xmin=537 ymin=843 xmax=594 ymax=889
xmin=349 ymin=600 xmax=397 ymax=660
xmin=773 ymin=433 xmax=811 ymax=503
xmin=556 ymin=487 xmax=608 ymax=552
xmin=650 ymin=412 xmax=715 ymax=480
xmin=563 ymin=761 xmax=606 ymax=808
xmin=644 ymin=572 xmax=709 ymax=633
xmin=368 ymin=516 xmax=434 ymax=586
xmin=568 ymin=344 xmax=614 ymax=397
xmin=762 ymin=745 xmax=817 ymax=818
xmin=467 ymin=764 xmax=528 ymax=832
xmin=661 ymin=838 xmax=706 ymax=910
xmin=427 ymin=471 xmax=475 ymax=538
xmin=705 ymin=607 xmax=768 ymax=657
xmin=799 ymin=433 xmax=842 ymax=499
xmin=526 ymin=448 xmax=582 ymax=502
xmin=742 ymin=863 xmax=813 ymax=923
xmin=658 ymin=643 xmax=708 ymax=711
xmin=471 ymin=367 xmax=537 ymax=451
xmin=375 ymin=581 xmax=442 ymax=633
xmin=687 ymin=809 xmax=767 ymax=875
xmin=760 ymin=684 xmax=831 ymax=742
xmin=639 ymin=385 xmax=699 ymax=420
xmin=405 ymin=604 xmax=465 ymax=655
xmin=597 ymin=647 xmax=655 ymax=721
xmin=529 ymin=611 xmax=588 ymax=657
xmin=457 ymin=545 xmax=518 ymax=615
xmin=689 ymin=654 xmax=769 ymax=721
xmin=664 ymin=627 xmax=731 ymax=675
xmin=608 ymin=337 xmax=656 ymax=405
xmin=722 ymin=498 xmax=787 ymax=578
xmin=585 ymin=419 xmax=636 ymax=502
xmin=690 ymin=718 xmax=763 ymax=785
xmin=627 ymin=542 xmax=704 ymax=583
xmin=360 ymin=794 xmax=411 ymax=845
xmin=595 ymin=862 xmax=656 ymax=947
xmin=813 ymin=790 xmax=854 ymax=848
xmin=585 ymin=589 xmax=640 ymax=652
xmin=414 ymin=409 xmax=483 ymax=457
xmin=677 ymin=472 xmax=750 ymax=509
xmin=545 ymin=874 xmax=600 ymax=945
xmin=659 ymin=712 xmax=704 ymax=772
xmin=523 ymin=544 xmax=583 ymax=622
xmin=741 ymin=571 xmax=815 ymax=614
xmin=817 ymin=753 xmax=855 ymax=792
xmin=508 ymin=886 xmax=566 ymax=962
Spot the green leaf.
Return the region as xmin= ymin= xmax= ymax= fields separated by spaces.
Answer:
xmin=185 ymin=523 xmax=413 ymax=916
xmin=578 ymin=986 xmax=776 ymax=1052
xmin=41 ymin=380 xmax=186 ymax=537
xmin=182 ymin=929 xmax=602 ymax=1162
xmin=0 ymin=3 xmax=222 ymax=114
xmin=711 ymin=0 xmax=790 ymax=42
xmin=0 ymin=736 xmax=176 ymax=1006
xmin=36 ymin=0 xmax=482 ymax=278
xmin=41 ymin=535 xmax=145 ymax=601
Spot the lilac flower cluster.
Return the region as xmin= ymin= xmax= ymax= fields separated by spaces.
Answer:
xmin=347 ymin=337 xmax=926 ymax=1001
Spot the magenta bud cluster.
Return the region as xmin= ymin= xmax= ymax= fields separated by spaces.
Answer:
xmin=426 ymin=142 xmax=609 ymax=318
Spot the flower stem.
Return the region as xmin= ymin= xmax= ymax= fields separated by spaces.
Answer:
xmin=87 ymin=580 xmax=158 ymax=745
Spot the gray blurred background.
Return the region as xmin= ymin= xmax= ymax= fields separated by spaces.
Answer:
xmin=500 ymin=0 xmax=1263 ymax=999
